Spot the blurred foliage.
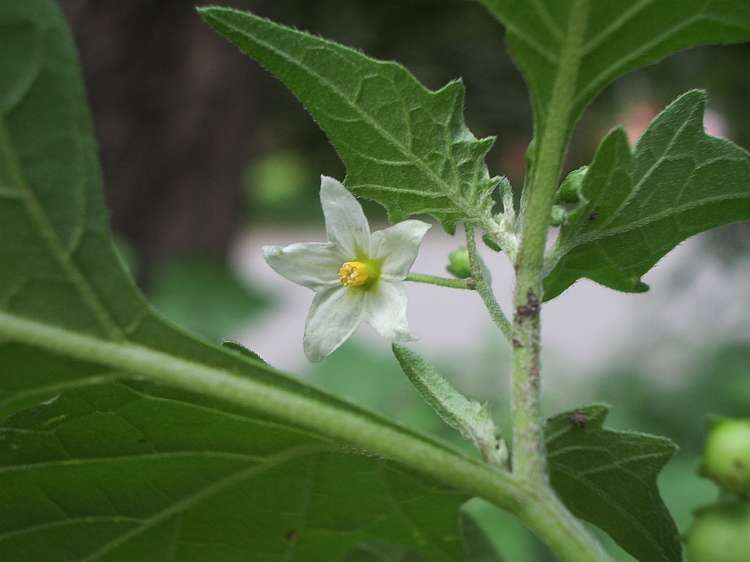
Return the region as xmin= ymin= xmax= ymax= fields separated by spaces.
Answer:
xmin=146 ymin=257 xmax=270 ymax=342
xmin=598 ymin=343 xmax=750 ymax=454
xmin=243 ymin=150 xmax=316 ymax=221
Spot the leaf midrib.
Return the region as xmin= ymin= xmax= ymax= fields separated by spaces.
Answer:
xmin=557 ymin=191 xmax=750 ymax=256
xmin=0 ymin=450 xmax=267 ymax=475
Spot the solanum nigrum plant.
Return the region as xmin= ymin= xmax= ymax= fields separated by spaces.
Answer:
xmin=1 ymin=1 xmax=750 ymax=561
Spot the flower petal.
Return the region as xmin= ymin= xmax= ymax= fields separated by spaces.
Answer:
xmin=320 ymin=175 xmax=371 ymax=257
xmin=303 ymin=286 xmax=366 ymax=361
xmin=263 ymin=242 xmax=344 ymax=290
xmin=365 ymin=280 xmax=414 ymax=341
xmin=371 ymin=220 xmax=431 ymax=280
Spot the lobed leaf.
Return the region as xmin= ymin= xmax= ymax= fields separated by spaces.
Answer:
xmin=547 ymin=404 xmax=680 ymax=562
xmin=543 ymin=90 xmax=750 ymax=299
xmin=199 ymin=6 xmax=499 ymax=232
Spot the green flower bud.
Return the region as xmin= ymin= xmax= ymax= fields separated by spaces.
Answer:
xmin=557 ymin=165 xmax=587 ymax=204
xmin=700 ymin=417 xmax=750 ymax=494
xmin=550 ymin=205 xmax=567 ymax=227
xmin=482 ymin=233 xmax=502 ymax=252
xmin=686 ymin=501 xmax=750 ymax=562
xmin=446 ymin=247 xmax=472 ymax=279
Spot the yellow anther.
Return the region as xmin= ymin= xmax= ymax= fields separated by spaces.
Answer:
xmin=338 ymin=261 xmax=369 ymax=287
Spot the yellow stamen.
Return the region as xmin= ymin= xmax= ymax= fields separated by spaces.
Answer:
xmin=338 ymin=261 xmax=369 ymax=287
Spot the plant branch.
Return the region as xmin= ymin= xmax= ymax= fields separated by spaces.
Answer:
xmin=464 ymin=225 xmax=512 ymax=341
xmin=406 ymin=272 xmax=476 ymax=290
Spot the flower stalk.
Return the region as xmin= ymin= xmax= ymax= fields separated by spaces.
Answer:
xmin=405 ymin=272 xmax=476 ymax=290
xmin=465 ymin=226 xmax=512 ymax=342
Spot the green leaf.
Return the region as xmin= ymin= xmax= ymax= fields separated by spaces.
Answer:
xmin=459 ymin=511 xmax=505 ymax=562
xmin=0 ymin=382 xmax=467 ymax=562
xmin=198 ymin=7 xmax=499 ymax=232
xmin=546 ymin=404 xmax=680 ymax=562
xmin=221 ymin=340 xmax=266 ymax=364
xmin=344 ymin=544 xmax=428 ymax=562
xmin=0 ymin=4 xmax=522 ymax=560
xmin=147 ymin=258 xmax=270 ymax=342
xmin=543 ymin=90 xmax=750 ymax=299
xmin=392 ymin=344 xmax=507 ymax=468
xmin=340 ymin=511 xmax=505 ymax=562
xmin=479 ymin=0 xmax=750 ymax=154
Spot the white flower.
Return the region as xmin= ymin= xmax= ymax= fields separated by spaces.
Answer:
xmin=263 ymin=176 xmax=431 ymax=362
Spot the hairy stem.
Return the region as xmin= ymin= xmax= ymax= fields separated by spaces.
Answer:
xmin=504 ymin=2 xmax=610 ymax=560
xmin=465 ymin=225 xmax=512 ymax=341
xmin=0 ymin=310 xmax=606 ymax=562
xmin=406 ymin=272 xmax=476 ymax=290
xmin=511 ymin=0 xmax=588 ymax=485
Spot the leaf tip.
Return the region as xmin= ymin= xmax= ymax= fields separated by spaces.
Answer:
xmin=195 ymin=5 xmax=222 ymax=20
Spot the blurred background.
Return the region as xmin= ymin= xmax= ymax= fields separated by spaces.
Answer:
xmin=59 ymin=1 xmax=750 ymax=560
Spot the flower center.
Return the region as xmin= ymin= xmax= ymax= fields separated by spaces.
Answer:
xmin=338 ymin=261 xmax=370 ymax=287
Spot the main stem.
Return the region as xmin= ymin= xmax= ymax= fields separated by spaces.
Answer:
xmin=510 ymin=0 xmax=588 ymax=485
xmin=504 ymin=4 xmax=609 ymax=560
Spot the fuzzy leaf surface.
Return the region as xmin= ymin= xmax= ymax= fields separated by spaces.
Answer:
xmin=543 ymin=90 xmax=750 ymax=299
xmin=0 ymin=382 xmax=467 ymax=562
xmin=547 ymin=404 xmax=680 ymax=562
xmin=479 ymin=0 xmax=750 ymax=151
xmin=199 ymin=7 xmax=498 ymax=231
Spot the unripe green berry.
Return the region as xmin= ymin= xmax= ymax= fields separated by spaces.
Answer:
xmin=446 ymin=247 xmax=471 ymax=279
xmin=686 ymin=502 xmax=750 ymax=562
xmin=700 ymin=417 xmax=750 ymax=494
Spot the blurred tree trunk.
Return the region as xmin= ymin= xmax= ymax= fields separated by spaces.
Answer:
xmin=60 ymin=0 xmax=269 ymax=279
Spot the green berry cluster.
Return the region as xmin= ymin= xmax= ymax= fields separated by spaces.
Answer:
xmin=686 ymin=418 xmax=750 ymax=562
